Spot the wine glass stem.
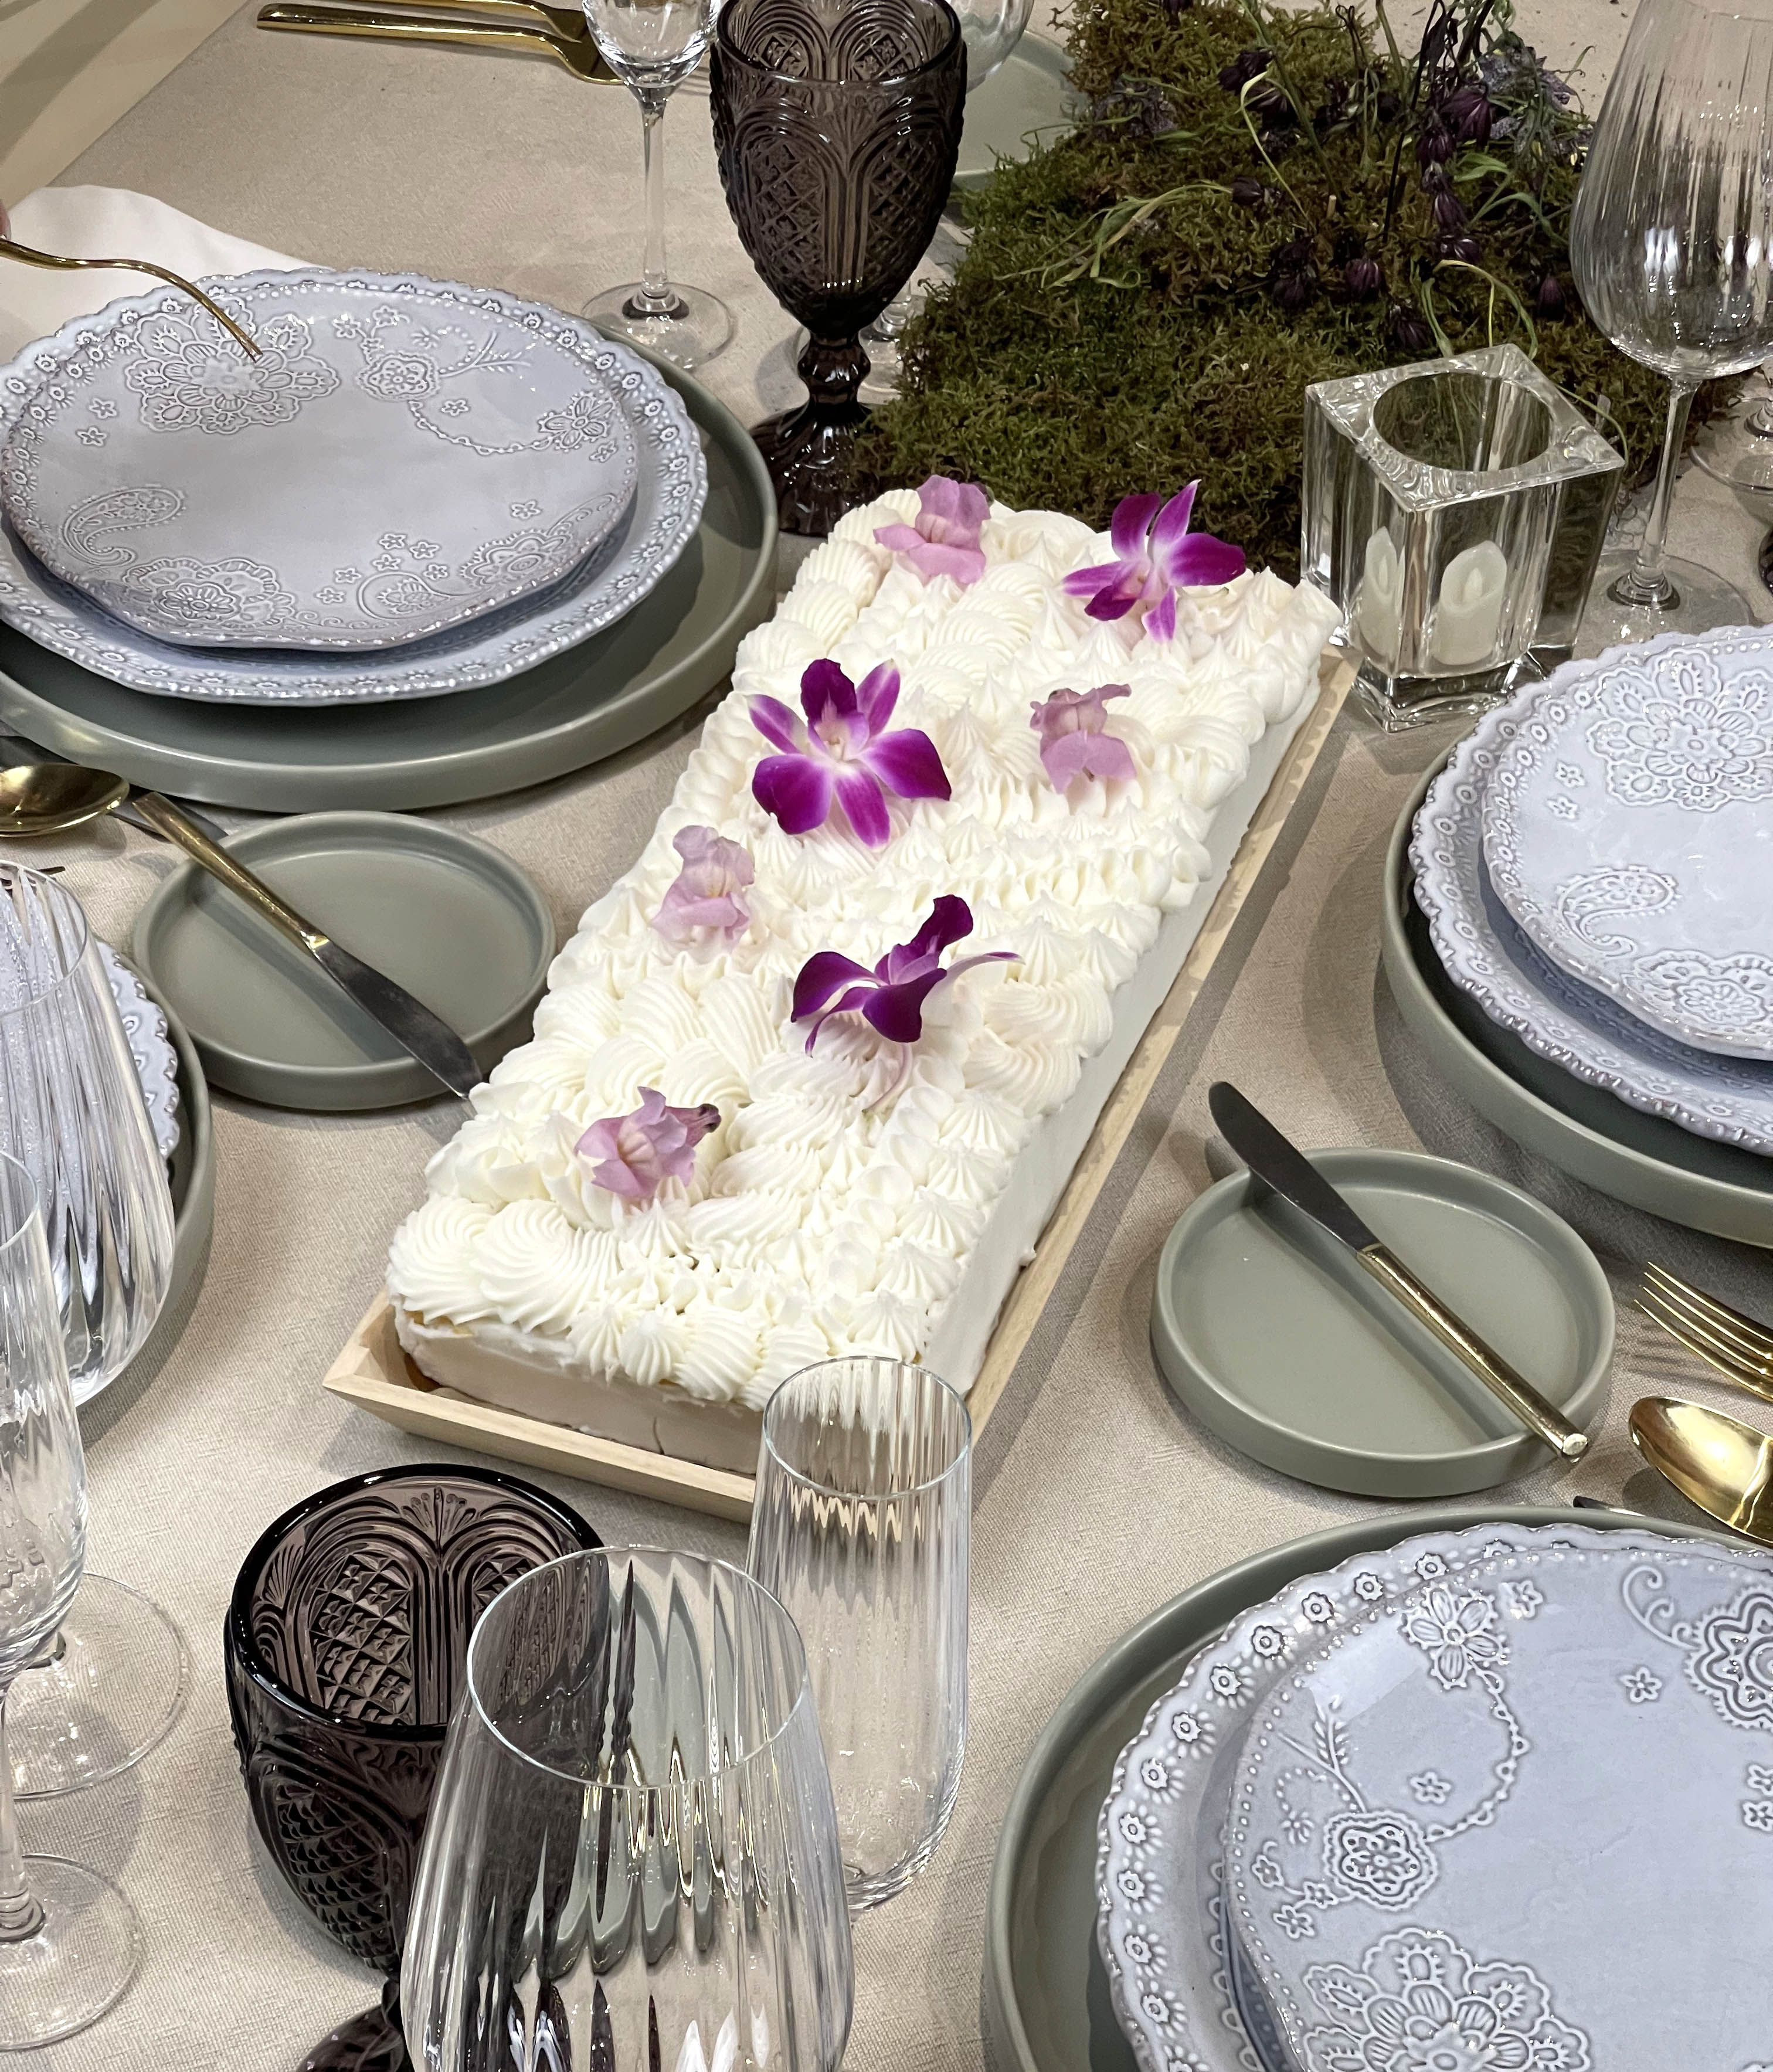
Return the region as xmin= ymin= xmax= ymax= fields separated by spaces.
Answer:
xmin=636 ymin=94 xmax=674 ymax=314
xmin=0 ymin=1690 xmax=43 ymax=1942
xmin=1612 ymin=379 xmax=1696 ymax=610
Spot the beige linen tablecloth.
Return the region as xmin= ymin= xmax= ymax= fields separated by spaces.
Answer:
xmin=14 ymin=4 xmax=1773 ymax=2066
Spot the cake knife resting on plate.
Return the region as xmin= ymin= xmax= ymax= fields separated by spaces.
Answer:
xmin=1207 ymin=1080 xmax=1589 ymax=1460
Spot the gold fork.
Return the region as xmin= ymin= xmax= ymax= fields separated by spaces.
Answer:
xmin=1635 ymin=1260 xmax=1773 ymax=1405
xmin=0 ymin=237 xmax=260 ymax=357
xmin=257 ymin=2 xmax=614 ymax=78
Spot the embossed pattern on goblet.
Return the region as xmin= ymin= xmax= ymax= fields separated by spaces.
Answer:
xmin=223 ymin=1466 xmax=600 ymax=2072
xmin=712 ymin=0 xmax=964 ymax=534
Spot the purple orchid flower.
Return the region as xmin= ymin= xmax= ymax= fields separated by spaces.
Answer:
xmin=1031 ymin=684 xmax=1137 ymax=792
xmin=874 ymin=475 xmax=990 ymax=586
xmin=792 ymin=895 xmax=1016 ymax=1053
xmin=653 ymin=825 xmax=753 ymax=947
xmin=750 ymin=660 xmax=950 ymax=849
xmin=576 ymin=1086 xmax=720 ymax=1203
xmin=1061 ymin=484 xmax=1246 ymax=640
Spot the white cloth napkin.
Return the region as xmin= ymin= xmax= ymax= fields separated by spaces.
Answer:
xmin=0 ymin=185 xmax=303 ymax=363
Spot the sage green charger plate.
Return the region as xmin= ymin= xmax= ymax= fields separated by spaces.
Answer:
xmin=1383 ymin=767 xmax=1773 ymax=1248
xmin=979 ymin=1501 xmax=1728 ymax=2072
xmin=0 ymin=355 xmax=776 ymax=813
xmin=957 ymin=36 xmax=1077 ymax=188
xmin=1151 ymin=1149 xmax=1612 ymax=1498
xmin=133 ymin=812 xmax=552 ymax=1112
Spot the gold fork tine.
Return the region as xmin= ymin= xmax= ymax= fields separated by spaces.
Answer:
xmin=0 ymin=237 xmax=260 ymax=358
xmin=1635 ymin=1292 xmax=1773 ymax=1403
xmin=1643 ymin=1261 xmax=1773 ymax=1362
xmin=1641 ymin=1277 xmax=1773 ymax=1372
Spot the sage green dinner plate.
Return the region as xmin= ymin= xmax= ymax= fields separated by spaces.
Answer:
xmin=979 ymin=1502 xmax=1731 ymax=2072
xmin=133 ymin=812 xmax=552 ymax=1112
xmin=1383 ymin=769 xmax=1773 ymax=1248
xmin=1151 ymin=1149 xmax=1613 ymax=1497
xmin=957 ymin=37 xmax=1078 ymax=188
xmin=0 ymin=355 xmax=776 ymax=812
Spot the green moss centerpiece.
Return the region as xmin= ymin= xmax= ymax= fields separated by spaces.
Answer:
xmin=855 ymin=0 xmax=1693 ymax=576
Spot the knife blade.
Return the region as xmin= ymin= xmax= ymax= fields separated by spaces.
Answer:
xmin=1207 ymin=1081 xmax=1589 ymax=1461
xmin=129 ymin=792 xmax=481 ymax=1100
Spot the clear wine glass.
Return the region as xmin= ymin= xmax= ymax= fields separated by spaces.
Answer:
xmin=401 ymin=1549 xmax=852 ymax=2072
xmin=0 ymin=1150 xmax=140 ymax=2050
xmin=1569 ymin=0 xmax=1773 ymax=652
xmin=0 ymin=865 xmax=185 ymax=1806
xmin=746 ymin=1358 xmax=970 ymax=1911
xmin=580 ymin=0 xmax=734 ymax=370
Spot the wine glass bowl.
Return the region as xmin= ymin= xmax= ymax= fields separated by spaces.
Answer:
xmin=400 ymin=1549 xmax=853 ymax=2072
xmin=1569 ymin=0 xmax=1773 ymax=644
xmin=224 ymin=1466 xmax=602 ymax=2072
xmin=711 ymin=0 xmax=966 ymax=533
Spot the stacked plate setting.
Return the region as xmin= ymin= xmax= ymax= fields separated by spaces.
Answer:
xmin=0 ymin=269 xmax=708 ymax=702
xmin=1096 ymin=1519 xmax=1773 ymax=2072
xmin=1409 ymin=627 xmax=1773 ymax=1156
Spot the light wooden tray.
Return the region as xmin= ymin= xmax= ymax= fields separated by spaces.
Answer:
xmin=323 ymin=654 xmax=1354 ymax=1521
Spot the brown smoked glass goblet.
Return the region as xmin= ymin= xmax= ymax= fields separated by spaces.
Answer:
xmin=711 ymin=0 xmax=966 ymax=534
xmin=223 ymin=1465 xmax=601 ymax=2072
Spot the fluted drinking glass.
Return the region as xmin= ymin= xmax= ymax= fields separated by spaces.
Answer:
xmin=747 ymin=1357 xmax=969 ymax=1912
xmin=0 ymin=1152 xmax=140 ymax=2050
xmin=1570 ymin=0 xmax=1773 ymax=651
xmin=400 ymin=1550 xmax=853 ymax=2072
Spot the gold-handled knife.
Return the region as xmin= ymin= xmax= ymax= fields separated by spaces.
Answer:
xmin=1208 ymin=1080 xmax=1590 ymax=1460
xmin=256 ymin=2 xmax=614 ymax=79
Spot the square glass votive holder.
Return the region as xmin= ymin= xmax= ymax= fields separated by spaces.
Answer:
xmin=1302 ymin=343 xmax=1624 ymax=732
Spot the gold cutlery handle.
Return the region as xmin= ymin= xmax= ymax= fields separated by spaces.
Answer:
xmin=257 ymin=4 xmax=607 ymax=76
xmin=0 ymin=238 xmax=260 ymax=358
xmin=1358 ymin=1241 xmax=1590 ymax=1460
xmin=130 ymin=792 xmax=328 ymax=956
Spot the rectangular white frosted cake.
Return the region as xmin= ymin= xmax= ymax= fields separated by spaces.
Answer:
xmin=388 ymin=490 xmax=1339 ymax=1472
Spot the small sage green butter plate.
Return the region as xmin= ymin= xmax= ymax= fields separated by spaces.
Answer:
xmin=133 ymin=812 xmax=552 ymax=1112
xmin=1150 ymin=1149 xmax=1612 ymax=1498
xmin=979 ymin=1503 xmax=1727 ymax=2072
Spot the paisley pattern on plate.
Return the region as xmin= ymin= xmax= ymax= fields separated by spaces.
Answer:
xmin=1093 ymin=1523 xmax=1686 ymax=2072
xmin=0 ymin=273 xmax=640 ymax=650
xmin=1411 ymin=698 xmax=1773 ymax=1154
xmin=1482 ymin=629 xmax=1773 ymax=1060
xmin=0 ymin=273 xmax=707 ymax=703
xmin=99 ymin=945 xmax=179 ymax=1161
xmin=1228 ymin=1536 xmax=1773 ymax=2072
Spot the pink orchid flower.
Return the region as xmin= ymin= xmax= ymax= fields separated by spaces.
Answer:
xmin=1031 ymin=684 xmax=1137 ymax=792
xmin=874 ymin=475 xmax=990 ymax=586
xmin=792 ymin=895 xmax=1017 ymax=1052
xmin=1062 ymin=484 xmax=1246 ymax=640
xmin=576 ymin=1087 xmax=719 ymax=1203
xmin=750 ymin=659 xmax=950 ymax=849
xmin=653 ymin=825 xmax=753 ymax=946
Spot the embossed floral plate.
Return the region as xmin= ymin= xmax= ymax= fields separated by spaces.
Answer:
xmin=0 ymin=274 xmax=707 ymax=702
xmin=0 ymin=271 xmax=640 ymax=651
xmin=1482 ymin=627 xmax=1773 ymax=1059
xmin=1227 ymin=1532 xmax=1773 ymax=2072
xmin=1093 ymin=1522 xmax=1683 ymax=2072
xmin=98 ymin=943 xmax=179 ymax=1161
xmin=1412 ymin=698 xmax=1773 ymax=1154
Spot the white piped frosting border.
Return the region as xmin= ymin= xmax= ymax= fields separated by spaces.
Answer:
xmin=389 ymin=493 xmax=1339 ymax=1414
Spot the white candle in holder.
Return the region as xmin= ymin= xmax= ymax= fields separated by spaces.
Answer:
xmin=1355 ymin=526 xmax=1403 ymax=661
xmin=1430 ymin=539 xmax=1510 ymax=667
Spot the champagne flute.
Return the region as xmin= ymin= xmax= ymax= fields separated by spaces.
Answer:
xmin=0 ymin=1151 xmax=140 ymax=2049
xmin=1570 ymin=0 xmax=1773 ymax=652
xmin=580 ymin=0 xmax=734 ymax=370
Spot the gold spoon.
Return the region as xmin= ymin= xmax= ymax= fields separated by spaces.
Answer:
xmin=1629 ymin=1395 xmax=1773 ymax=1548
xmin=0 ymin=236 xmax=261 ymax=358
xmin=0 ymin=756 xmax=129 ymax=837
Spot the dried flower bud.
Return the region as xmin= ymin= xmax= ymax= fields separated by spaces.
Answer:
xmin=1416 ymin=113 xmax=1455 ymax=165
xmin=1246 ymin=79 xmax=1295 ymax=128
xmin=1266 ymin=235 xmax=1320 ymax=314
xmin=1229 ymin=175 xmax=1264 ymax=208
xmin=1443 ymin=82 xmax=1493 ymax=144
xmin=1434 ymin=188 xmax=1468 ymax=229
xmin=1377 ymin=89 xmax=1402 ymax=122
xmin=1218 ymin=46 xmax=1273 ymax=92
xmin=1419 ymin=161 xmax=1452 ymax=197
xmin=1387 ymin=301 xmax=1434 ymax=353
xmin=1436 ymin=230 xmax=1483 ymax=264
xmin=1533 ymin=273 xmax=1568 ymax=320
xmin=1343 ymin=255 xmax=1383 ymax=297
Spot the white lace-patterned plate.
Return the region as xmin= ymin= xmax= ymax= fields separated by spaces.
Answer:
xmin=99 ymin=945 xmax=179 ymax=1161
xmin=1412 ymin=698 xmax=1773 ymax=1155
xmin=0 ymin=274 xmax=707 ymax=702
xmin=1093 ymin=1522 xmax=1688 ymax=2072
xmin=1227 ymin=1533 xmax=1773 ymax=2072
xmin=0 ymin=271 xmax=639 ymax=650
xmin=1482 ymin=627 xmax=1773 ymax=1059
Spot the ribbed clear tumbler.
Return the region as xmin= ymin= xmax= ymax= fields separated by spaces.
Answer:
xmin=748 ymin=1357 xmax=970 ymax=1911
